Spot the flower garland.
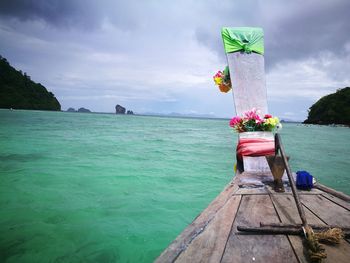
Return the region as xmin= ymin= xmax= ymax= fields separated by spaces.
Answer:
xmin=213 ymin=66 xmax=232 ymax=93
xmin=229 ymin=108 xmax=282 ymax=133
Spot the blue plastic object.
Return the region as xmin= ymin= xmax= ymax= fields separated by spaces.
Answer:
xmin=296 ymin=171 xmax=313 ymax=190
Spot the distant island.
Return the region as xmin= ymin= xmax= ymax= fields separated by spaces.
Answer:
xmin=0 ymin=55 xmax=61 ymax=111
xmin=116 ymin=104 xmax=134 ymax=115
xmin=67 ymin=107 xmax=76 ymax=112
xmin=66 ymin=107 xmax=91 ymax=113
xmin=304 ymin=87 xmax=350 ymax=125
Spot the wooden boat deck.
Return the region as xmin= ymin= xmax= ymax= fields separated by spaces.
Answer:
xmin=156 ymin=171 xmax=350 ymax=263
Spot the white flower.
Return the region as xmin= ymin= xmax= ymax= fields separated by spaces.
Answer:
xmin=276 ymin=123 xmax=283 ymax=131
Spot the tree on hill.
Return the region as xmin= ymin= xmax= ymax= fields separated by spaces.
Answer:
xmin=0 ymin=55 xmax=61 ymax=111
xmin=304 ymin=87 xmax=350 ymax=125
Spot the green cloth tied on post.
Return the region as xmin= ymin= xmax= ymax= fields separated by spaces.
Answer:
xmin=221 ymin=27 xmax=264 ymax=55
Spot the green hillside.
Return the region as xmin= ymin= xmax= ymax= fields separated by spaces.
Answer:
xmin=304 ymin=87 xmax=350 ymax=125
xmin=0 ymin=55 xmax=61 ymax=111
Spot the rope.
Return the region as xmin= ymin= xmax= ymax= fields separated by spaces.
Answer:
xmin=307 ymin=227 xmax=344 ymax=262
xmin=304 ymin=226 xmax=327 ymax=262
xmin=316 ymin=228 xmax=344 ymax=244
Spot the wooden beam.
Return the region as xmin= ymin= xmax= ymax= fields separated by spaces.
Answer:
xmin=155 ymin=182 xmax=238 ymax=263
xmin=300 ymin=195 xmax=350 ymax=227
xmin=271 ymin=194 xmax=350 ymax=262
xmin=221 ymin=195 xmax=298 ymax=263
xmin=320 ymin=192 xmax=350 ymax=211
xmin=175 ymin=195 xmax=241 ymax=263
xmin=260 ymin=222 xmax=350 ymax=231
xmin=314 ymin=183 xmax=350 ymax=202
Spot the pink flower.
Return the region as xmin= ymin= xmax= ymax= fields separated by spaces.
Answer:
xmin=229 ymin=116 xmax=242 ymax=127
xmin=255 ymin=118 xmax=263 ymax=124
xmin=264 ymin=114 xmax=272 ymax=119
xmin=214 ymin=71 xmax=223 ymax=78
xmin=244 ymin=108 xmax=263 ymax=123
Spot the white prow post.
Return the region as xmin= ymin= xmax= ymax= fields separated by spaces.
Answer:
xmin=223 ymin=27 xmax=272 ymax=172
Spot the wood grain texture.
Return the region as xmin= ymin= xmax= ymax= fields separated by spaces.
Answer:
xmin=320 ymin=192 xmax=350 ymax=211
xmin=301 ymin=194 xmax=350 ymax=226
xmin=314 ymin=183 xmax=350 ymax=202
xmin=157 ymin=171 xmax=350 ymax=262
xmin=272 ymin=194 xmax=350 ymax=263
xmin=271 ymin=194 xmax=324 ymax=263
xmin=155 ymin=182 xmax=238 ymax=263
xmin=175 ymin=195 xmax=241 ymax=263
xmin=221 ymin=195 xmax=297 ymax=263
xmin=234 ymin=188 xmax=267 ymax=195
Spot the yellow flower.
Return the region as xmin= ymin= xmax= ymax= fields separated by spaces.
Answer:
xmin=265 ymin=117 xmax=279 ymax=126
xmin=274 ymin=117 xmax=280 ymax=125
xmin=214 ymin=77 xmax=222 ymax=85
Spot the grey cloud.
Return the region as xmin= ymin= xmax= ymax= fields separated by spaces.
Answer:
xmin=2 ymin=0 xmax=349 ymax=67
xmin=0 ymin=0 xmax=349 ymax=119
xmin=0 ymin=0 xmax=138 ymax=30
xmin=194 ymin=0 xmax=350 ymax=75
xmin=0 ymin=0 xmax=95 ymax=29
xmin=266 ymin=0 xmax=350 ymax=67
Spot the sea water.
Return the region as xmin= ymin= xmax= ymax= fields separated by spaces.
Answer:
xmin=0 ymin=110 xmax=349 ymax=262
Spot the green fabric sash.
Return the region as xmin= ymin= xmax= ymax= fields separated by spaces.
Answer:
xmin=221 ymin=27 xmax=264 ymax=55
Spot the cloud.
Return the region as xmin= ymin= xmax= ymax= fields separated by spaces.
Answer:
xmin=265 ymin=0 xmax=350 ymax=66
xmin=267 ymin=56 xmax=349 ymax=100
xmin=0 ymin=0 xmax=349 ymax=120
xmin=194 ymin=0 xmax=350 ymax=71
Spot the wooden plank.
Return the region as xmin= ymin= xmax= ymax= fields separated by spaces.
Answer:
xmin=221 ymin=195 xmax=297 ymax=263
xmin=314 ymin=183 xmax=350 ymax=202
xmin=301 ymin=195 xmax=350 ymax=226
xmin=235 ymin=188 xmax=323 ymax=196
xmin=271 ymin=194 xmax=325 ymax=263
xmin=234 ymin=187 xmax=267 ymax=195
xmin=272 ymin=194 xmax=350 ymax=263
xmin=320 ymin=192 xmax=350 ymax=211
xmin=175 ymin=195 xmax=242 ymax=263
xmin=235 ymin=171 xmax=317 ymax=191
xmin=265 ymin=185 xmax=323 ymax=195
xmin=271 ymin=195 xmax=330 ymax=225
xmin=234 ymin=177 xmax=322 ymax=196
xmin=155 ymin=182 xmax=238 ymax=263
xmin=301 ymin=194 xmax=350 ymax=243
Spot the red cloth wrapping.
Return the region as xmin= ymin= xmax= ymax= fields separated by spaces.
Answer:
xmin=237 ymin=138 xmax=275 ymax=160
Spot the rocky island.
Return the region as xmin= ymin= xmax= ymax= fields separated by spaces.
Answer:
xmin=304 ymin=87 xmax=350 ymax=125
xmin=0 ymin=55 xmax=61 ymax=111
xmin=115 ymin=104 xmax=126 ymax=114
xmin=67 ymin=107 xmax=76 ymax=112
xmin=115 ymin=104 xmax=134 ymax=115
xmin=77 ymin=107 xmax=91 ymax=113
xmin=66 ymin=107 xmax=91 ymax=113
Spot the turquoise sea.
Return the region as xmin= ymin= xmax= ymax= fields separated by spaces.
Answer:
xmin=0 ymin=110 xmax=349 ymax=262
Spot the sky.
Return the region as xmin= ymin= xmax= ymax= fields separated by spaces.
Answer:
xmin=0 ymin=0 xmax=349 ymax=120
